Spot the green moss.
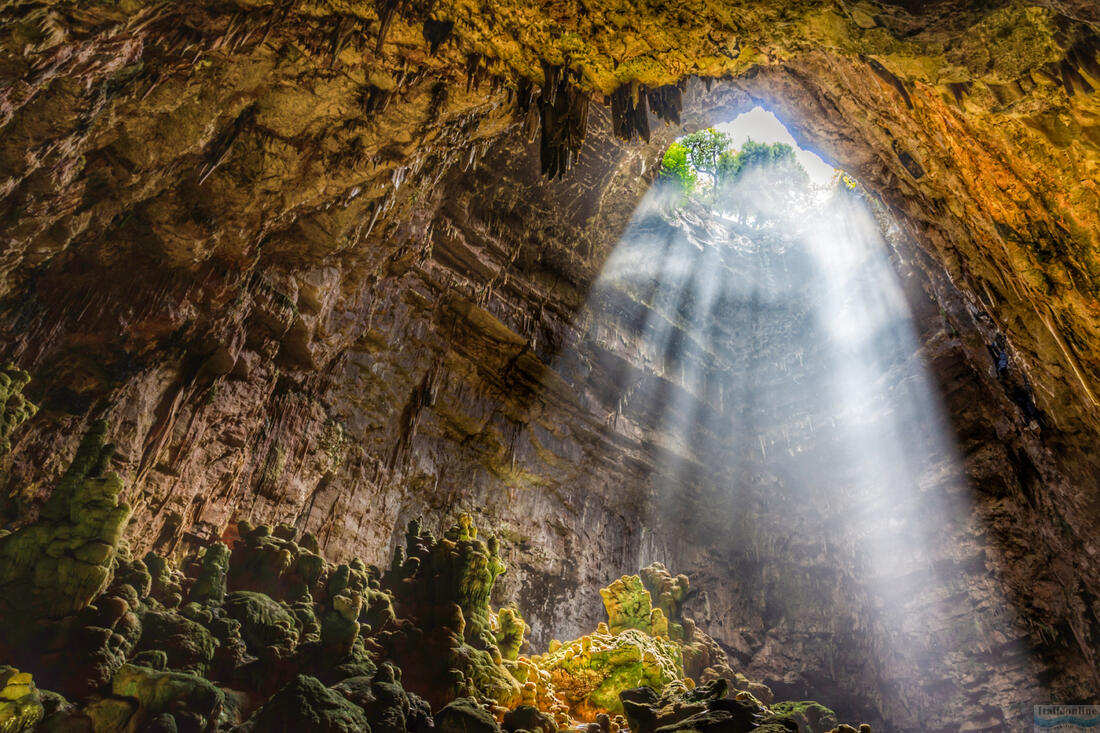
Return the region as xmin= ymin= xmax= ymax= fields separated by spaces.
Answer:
xmin=639 ymin=564 xmax=688 ymax=641
xmin=223 ymin=591 xmax=299 ymax=661
xmin=0 ymin=667 xmax=44 ymax=733
xmin=533 ymin=629 xmax=683 ymax=716
xmin=599 ymin=575 xmax=657 ymax=636
xmin=240 ymin=675 xmax=368 ymax=733
xmin=187 ymin=542 xmax=230 ymax=604
xmin=0 ymin=421 xmax=130 ymax=623
xmin=134 ymin=611 xmax=217 ymax=676
xmin=145 ymin=552 xmax=184 ymax=608
xmin=767 ymin=701 xmax=840 ymax=733
xmin=321 ymin=593 xmax=361 ymax=658
xmin=260 ymin=444 xmax=287 ymax=486
xmin=435 ymin=697 xmax=500 ymax=733
xmin=381 ymin=515 xmax=522 ymax=707
xmin=0 ymin=366 xmax=36 ymax=459
xmin=320 ymin=418 xmax=349 ymax=469
xmin=492 ymin=607 xmax=527 ymax=661
xmin=110 ymin=664 xmax=223 ymax=732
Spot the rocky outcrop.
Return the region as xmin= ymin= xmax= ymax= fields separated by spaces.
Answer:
xmin=0 ymin=1 xmax=1099 ymax=731
xmin=0 ymin=499 xmax=868 ymax=733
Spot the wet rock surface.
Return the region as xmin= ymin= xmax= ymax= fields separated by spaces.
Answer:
xmin=0 ymin=1 xmax=1098 ymax=731
xmin=0 ymin=502 xmax=871 ymax=733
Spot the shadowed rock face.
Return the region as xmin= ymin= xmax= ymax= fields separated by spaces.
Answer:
xmin=0 ymin=1 xmax=1099 ymax=729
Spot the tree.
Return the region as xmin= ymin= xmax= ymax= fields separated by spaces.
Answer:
xmin=717 ymin=139 xmax=805 ymax=188
xmin=658 ymin=142 xmax=697 ymax=193
xmin=678 ymin=128 xmax=731 ymax=188
xmin=714 ymin=139 xmax=810 ymax=226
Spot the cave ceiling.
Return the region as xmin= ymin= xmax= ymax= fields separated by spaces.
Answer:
xmin=3 ymin=0 xmax=1099 ymax=435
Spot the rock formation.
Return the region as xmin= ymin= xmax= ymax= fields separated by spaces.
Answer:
xmin=0 ymin=0 xmax=1098 ymax=729
xmin=0 ymin=493 xmax=873 ymax=733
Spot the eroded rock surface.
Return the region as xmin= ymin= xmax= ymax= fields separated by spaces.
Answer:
xmin=0 ymin=1 xmax=1099 ymax=730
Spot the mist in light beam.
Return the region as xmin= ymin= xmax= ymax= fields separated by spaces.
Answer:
xmin=550 ymin=108 xmax=1039 ymax=726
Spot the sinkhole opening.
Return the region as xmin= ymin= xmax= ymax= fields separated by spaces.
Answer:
xmin=546 ymin=106 xmax=1036 ymax=726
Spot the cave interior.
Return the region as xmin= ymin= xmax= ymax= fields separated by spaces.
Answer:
xmin=0 ymin=0 xmax=1099 ymax=732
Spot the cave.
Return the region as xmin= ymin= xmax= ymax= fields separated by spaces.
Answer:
xmin=0 ymin=1 xmax=1098 ymax=731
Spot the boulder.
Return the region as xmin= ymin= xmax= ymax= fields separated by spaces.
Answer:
xmin=435 ymin=697 xmax=500 ymax=733
xmin=238 ymin=674 xmax=370 ymax=733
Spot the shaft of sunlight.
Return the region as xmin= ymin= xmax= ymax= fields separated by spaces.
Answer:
xmin=549 ymin=107 xmax=1037 ymax=718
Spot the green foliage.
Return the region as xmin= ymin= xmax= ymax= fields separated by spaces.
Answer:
xmin=657 ymin=142 xmax=697 ymax=193
xmin=717 ymin=139 xmax=806 ymax=188
xmin=659 ymin=133 xmax=813 ymax=224
xmin=0 ymin=366 xmax=36 ymax=459
xmin=678 ymin=128 xmax=731 ymax=188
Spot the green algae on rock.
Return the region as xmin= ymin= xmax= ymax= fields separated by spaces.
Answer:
xmin=491 ymin=607 xmax=528 ymax=662
xmin=0 ymin=367 xmax=35 ymax=460
xmin=533 ymin=628 xmax=684 ymax=718
xmin=0 ymin=493 xmax=878 ymax=733
xmin=0 ymin=420 xmax=129 ymax=624
xmin=238 ymin=674 xmax=369 ymax=733
xmin=0 ymin=667 xmax=44 ymax=733
xmin=108 ymin=663 xmax=224 ymax=733
xmin=382 ymin=514 xmax=522 ymax=708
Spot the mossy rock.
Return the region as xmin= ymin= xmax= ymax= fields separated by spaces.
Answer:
xmin=533 ymin=629 xmax=683 ymax=717
xmin=357 ymin=664 xmax=411 ymax=733
xmin=186 ymin=543 xmax=230 ymax=605
xmin=144 ymin=554 xmax=183 ymax=609
xmin=502 ymin=705 xmax=555 ymax=733
xmin=435 ymin=697 xmax=500 ymax=733
xmin=239 ymin=674 xmax=370 ymax=733
xmin=223 ymin=591 xmax=299 ymax=660
xmin=652 ymin=705 xmax=761 ymax=733
xmin=0 ymin=366 xmax=37 ymax=458
xmin=599 ymin=575 xmax=657 ymax=636
xmin=492 ymin=607 xmax=527 ymax=661
xmin=134 ymin=611 xmax=217 ymax=675
xmin=110 ymin=663 xmax=223 ymax=733
xmin=0 ymin=666 xmax=44 ymax=733
xmin=0 ymin=421 xmax=130 ymax=624
xmin=136 ymin=712 xmax=177 ymax=732
xmin=766 ymin=702 xmax=839 ymax=733
xmin=450 ymin=643 xmax=522 ymax=708
xmin=82 ymin=696 xmax=135 ymax=733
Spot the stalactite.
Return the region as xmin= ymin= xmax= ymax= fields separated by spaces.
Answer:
xmin=374 ymin=0 xmax=408 ymax=52
xmin=362 ymin=84 xmax=392 ymax=115
xmin=537 ymin=63 xmax=590 ymax=179
xmin=946 ymin=81 xmax=971 ymax=105
xmin=465 ymin=53 xmax=485 ymax=92
xmin=646 ymin=84 xmax=682 ymax=126
xmin=422 ymin=18 xmax=453 ymax=54
xmin=198 ymin=103 xmax=258 ymax=185
xmin=864 ymin=57 xmax=913 ymax=109
xmin=609 ymin=83 xmax=650 ymax=142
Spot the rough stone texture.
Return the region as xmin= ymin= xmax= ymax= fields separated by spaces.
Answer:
xmin=0 ymin=1 xmax=1099 ymax=731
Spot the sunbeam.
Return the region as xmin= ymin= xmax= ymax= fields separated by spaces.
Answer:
xmin=552 ymin=109 xmax=1040 ymax=727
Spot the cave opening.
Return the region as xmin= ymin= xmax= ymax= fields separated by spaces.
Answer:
xmin=540 ymin=107 xmax=1039 ymax=727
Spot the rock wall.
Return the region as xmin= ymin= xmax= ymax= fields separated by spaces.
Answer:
xmin=1 ymin=1 xmax=1099 ymax=730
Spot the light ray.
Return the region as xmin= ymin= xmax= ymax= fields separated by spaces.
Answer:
xmin=548 ymin=107 xmax=1039 ymax=725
